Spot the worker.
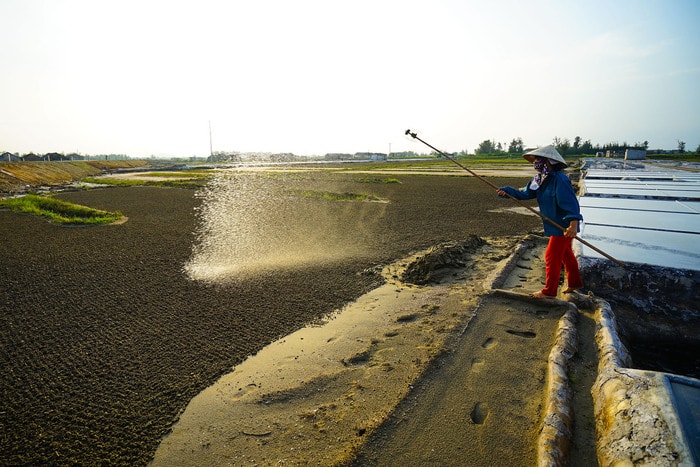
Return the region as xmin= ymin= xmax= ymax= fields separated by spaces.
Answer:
xmin=496 ymin=146 xmax=583 ymax=298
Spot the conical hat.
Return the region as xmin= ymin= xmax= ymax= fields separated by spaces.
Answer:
xmin=523 ymin=145 xmax=566 ymax=165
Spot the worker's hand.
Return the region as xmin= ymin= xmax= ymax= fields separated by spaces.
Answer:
xmin=564 ymin=221 xmax=578 ymax=238
xmin=496 ymin=189 xmax=507 ymax=197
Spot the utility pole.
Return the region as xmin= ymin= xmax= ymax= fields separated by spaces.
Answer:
xmin=209 ymin=120 xmax=213 ymax=157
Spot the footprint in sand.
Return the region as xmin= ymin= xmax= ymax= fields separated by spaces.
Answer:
xmin=506 ymin=329 xmax=536 ymax=339
xmin=481 ymin=337 xmax=496 ymax=349
xmin=231 ymin=383 xmax=258 ymax=401
xmin=470 ymin=357 xmax=485 ymax=372
xmin=470 ymin=402 xmax=489 ymax=424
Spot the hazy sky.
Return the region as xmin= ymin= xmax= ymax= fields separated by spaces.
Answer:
xmin=1 ymin=0 xmax=698 ymax=158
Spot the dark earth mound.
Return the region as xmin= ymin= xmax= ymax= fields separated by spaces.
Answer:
xmin=0 ymin=173 xmax=538 ymax=465
xmin=400 ymin=235 xmax=487 ymax=285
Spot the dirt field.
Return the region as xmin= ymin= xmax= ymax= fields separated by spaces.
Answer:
xmin=0 ymin=171 xmax=540 ymax=465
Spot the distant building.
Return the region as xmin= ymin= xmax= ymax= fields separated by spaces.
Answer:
xmin=624 ymin=149 xmax=647 ymax=160
xmin=324 ymin=153 xmax=353 ymax=161
xmin=22 ymin=153 xmax=42 ymax=161
xmin=354 ymin=152 xmax=387 ymax=161
xmin=1 ymin=152 xmax=20 ymax=162
xmin=42 ymin=152 xmax=69 ymax=161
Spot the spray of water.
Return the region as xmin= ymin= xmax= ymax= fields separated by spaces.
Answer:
xmin=185 ymin=169 xmax=388 ymax=282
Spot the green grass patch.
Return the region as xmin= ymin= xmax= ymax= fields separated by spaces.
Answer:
xmin=648 ymin=153 xmax=700 ymax=163
xmin=291 ymin=189 xmax=383 ymax=202
xmin=82 ymin=176 xmax=209 ymax=189
xmin=356 ymin=177 xmax=401 ymax=184
xmin=148 ymin=179 xmax=209 ymax=189
xmin=83 ymin=177 xmax=144 ymax=187
xmin=137 ymin=171 xmax=211 ymax=178
xmin=0 ymin=194 xmax=123 ymax=225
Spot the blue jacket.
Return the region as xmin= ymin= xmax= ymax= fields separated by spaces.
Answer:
xmin=499 ymin=170 xmax=582 ymax=236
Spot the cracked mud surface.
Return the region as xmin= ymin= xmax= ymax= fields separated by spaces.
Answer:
xmin=1 ymin=173 xmax=539 ymax=465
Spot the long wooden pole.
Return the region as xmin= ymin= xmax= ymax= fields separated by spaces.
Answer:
xmin=405 ymin=130 xmax=626 ymax=268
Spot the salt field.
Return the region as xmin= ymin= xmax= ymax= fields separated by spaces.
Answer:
xmin=575 ymin=159 xmax=700 ymax=465
xmin=577 ymin=159 xmax=700 ymax=271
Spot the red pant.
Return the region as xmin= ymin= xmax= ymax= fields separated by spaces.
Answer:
xmin=541 ymin=235 xmax=583 ymax=297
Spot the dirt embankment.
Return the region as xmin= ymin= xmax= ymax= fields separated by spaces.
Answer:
xmin=0 ymin=160 xmax=148 ymax=193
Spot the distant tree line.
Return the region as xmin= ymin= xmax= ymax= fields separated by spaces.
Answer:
xmin=4 ymin=138 xmax=697 ymax=163
xmin=471 ymin=137 xmax=696 ymax=156
xmin=471 ymin=138 xmax=525 ymax=155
